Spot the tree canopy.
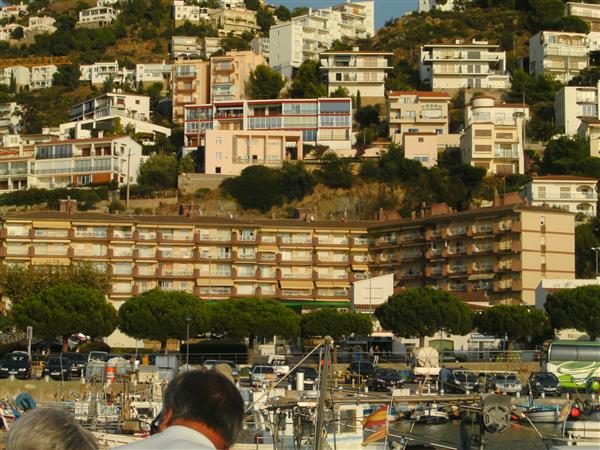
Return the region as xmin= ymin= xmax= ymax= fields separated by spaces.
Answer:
xmin=375 ymin=288 xmax=473 ymax=346
xmin=208 ymin=297 xmax=300 ymax=346
xmin=288 ymin=60 xmax=327 ymax=98
xmin=300 ymin=308 xmax=372 ymax=340
xmin=118 ymin=289 xmax=210 ymax=351
xmin=0 ymin=263 xmax=111 ymax=305
xmin=246 ymin=65 xmax=284 ymax=100
xmin=545 ymin=286 xmax=600 ymax=340
xmin=12 ymin=283 xmax=117 ymax=351
xmin=137 ymin=153 xmax=181 ymax=190
xmin=474 ymin=305 xmax=549 ymax=348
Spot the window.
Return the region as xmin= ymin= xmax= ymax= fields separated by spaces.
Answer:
xmin=418 ymin=138 xmax=424 ymax=143
xmin=537 ymin=186 xmax=546 ymax=199
xmin=215 ymin=167 xmax=221 ymax=174
xmin=77 ymin=175 xmax=92 ymax=185
xmin=216 ymin=137 xmax=222 ymax=144
xmin=435 ymin=128 xmax=443 ymax=135
xmin=215 ymin=152 xmax=222 ymax=160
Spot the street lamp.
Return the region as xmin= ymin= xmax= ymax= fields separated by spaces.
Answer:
xmin=591 ymin=247 xmax=600 ymax=276
xmin=185 ymin=316 xmax=192 ymax=367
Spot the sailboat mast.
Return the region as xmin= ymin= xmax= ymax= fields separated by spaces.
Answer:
xmin=314 ymin=337 xmax=332 ymax=450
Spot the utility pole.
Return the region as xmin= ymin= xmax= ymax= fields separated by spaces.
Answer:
xmin=314 ymin=336 xmax=332 ymax=450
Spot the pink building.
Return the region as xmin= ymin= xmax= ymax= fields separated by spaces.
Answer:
xmin=202 ymin=129 xmax=303 ymax=175
xmin=402 ymin=132 xmax=438 ymax=167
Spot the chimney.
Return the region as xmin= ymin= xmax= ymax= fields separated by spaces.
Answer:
xmin=494 ymin=190 xmax=501 ymax=207
xmin=58 ymin=198 xmax=77 ymax=214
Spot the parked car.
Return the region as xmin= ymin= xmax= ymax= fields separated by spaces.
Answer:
xmin=203 ymin=360 xmax=240 ymax=381
xmin=268 ymin=355 xmax=290 ymax=377
xmin=345 ymin=361 xmax=375 ymax=383
xmin=289 ymin=366 xmax=319 ymax=389
xmin=527 ymin=372 xmax=562 ymax=397
xmin=0 ymin=351 xmax=31 ymax=379
xmin=367 ymin=368 xmax=404 ymax=392
xmin=42 ymin=357 xmax=72 ymax=381
xmin=87 ymin=351 xmax=108 ymax=363
xmin=440 ymin=368 xmax=479 ymax=394
xmin=490 ymin=374 xmax=522 ymax=395
xmin=251 ymin=365 xmax=276 ymax=388
xmin=61 ymin=352 xmax=87 ymax=377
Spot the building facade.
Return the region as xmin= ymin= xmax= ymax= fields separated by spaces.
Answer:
xmin=209 ymin=8 xmax=259 ymax=36
xmin=172 ymin=0 xmax=209 ymax=25
xmin=522 ymin=176 xmax=598 ymax=219
xmin=0 ymin=103 xmax=20 ymax=136
xmin=417 ymin=0 xmax=457 ymax=12
xmin=0 ymin=136 xmax=142 ymax=192
xmin=0 ymin=207 xmax=371 ymax=308
xmin=269 ymin=0 xmax=375 ymax=78
xmin=319 ymin=49 xmax=392 ymax=99
xmin=172 ymin=59 xmax=211 ymax=124
xmin=200 ymin=129 xmax=303 ymax=175
xmin=419 ymin=40 xmax=510 ymax=90
xmin=210 ymin=50 xmax=265 ymax=102
xmin=183 ymin=98 xmax=353 ymax=155
xmin=80 ymin=61 xmax=132 ymax=86
xmin=369 ymin=195 xmax=575 ymax=306
xmin=555 ymin=83 xmax=599 ymax=135
xmin=402 ymin=132 xmax=439 ymax=168
xmin=76 ymin=5 xmax=118 ymax=28
xmin=461 ymin=96 xmax=529 ymax=175
xmin=566 ymin=2 xmax=600 ymax=32
xmin=171 ymin=36 xmax=220 ymax=59
xmin=135 ymin=62 xmax=171 ymax=87
xmin=529 ymin=31 xmax=589 ymax=83
xmin=387 ymin=91 xmax=451 ymax=143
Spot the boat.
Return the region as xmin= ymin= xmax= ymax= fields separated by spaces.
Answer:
xmin=409 ymin=404 xmax=449 ymax=425
xmin=521 ymin=404 xmax=564 ymax=424
xmin=545 ymin=420 xmax=600 ymax=449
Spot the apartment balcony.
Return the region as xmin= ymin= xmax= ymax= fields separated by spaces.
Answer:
xmin=537 ymin=192 xmax=597 ymax=201
xmin=213 ymin=62 xmax=234 ymax=72
xmin=493 ymin=241 xmax=514 ymax=253
xmin=425 ymin=248 xmax=443 ymax=259
xmin=425 ymin=229 xmax=442 ymax=241
xmin=108 ymin=249 xmax=134 ymax=259
xmin=468 ymin=223 xmax=494 ymax=236
xmin=544 ymin=46 xmax=588 ymax=58
xmin=425 ymin=266 xmax=446 ymax=278
xmin=443 ymin=226 xmax=468 ymax=239
xmin=257 ymin=252 xmax=277 ymax=263
xmin=467 ymin=242 xmax=493 ymax=255
xmin=493 ymin=221 xmax=513 ymax=234
xmin=399 ymin=232 xmax=423 ymax=243
xmin=448 ymin=265 xmax=467 ymax=276
xmin=493 ymin=279 xmax=522 ymax=292
xmin=316 ymin=256 xmax=349 ymax=266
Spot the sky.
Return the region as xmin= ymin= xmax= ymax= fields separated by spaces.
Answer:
xmin=269 ymin=0 xmax=418 ymax=29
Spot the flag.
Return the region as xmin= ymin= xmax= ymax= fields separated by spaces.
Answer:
xmin=558 ymin=402 xmax=571 ymax=421
xmin=362 ymin=425 xmax=388 ymax=446
xmin=362 ymin=406 xmax=388 ymax=428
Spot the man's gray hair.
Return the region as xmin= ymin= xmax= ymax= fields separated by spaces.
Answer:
xmin=6 ymin=407 xmax=98 ymax=450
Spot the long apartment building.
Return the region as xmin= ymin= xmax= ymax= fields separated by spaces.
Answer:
xmin=209 ymin=8 xmax=259 ymax=36
xmin=529 ymin=31 xmax=589 ymax=83
xmin=183 ymin=98 xmax=353 ymax=155
xmin=419 ymin=40 xmax=510 ymax=90
xmin=0 ymin=136 xmax=142 ymax=192
xmin=369 ymin=194 xmax=575 ymax=306
xmin=460 ymin=95 xmax=529 ymax=175
xmin=172 ymin=51 xmax=265 ymax=124
xmin=269 ymin=0 xmax=374 ymax=78
xmin=0 ymin=203 xmax=372 ymax=307
xmin=319 ymin=48 xmax=392 ymax=99
xmin=0 ymin=193 xmax=575 ymax=310
xmin=566 ymin=2 xmax=600 ymax=32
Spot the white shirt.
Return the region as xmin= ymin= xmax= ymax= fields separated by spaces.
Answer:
xmin=116 ymin=425 xmax=218 ymax=450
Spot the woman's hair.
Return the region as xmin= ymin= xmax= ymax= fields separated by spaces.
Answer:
xmin=6 ymin=408 xmax=98 ymax=450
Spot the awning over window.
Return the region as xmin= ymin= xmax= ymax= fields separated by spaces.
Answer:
xmin=32 ymin=221 xmax=71 ymax=229
xmin=468 ymin=273 xmax=495 ymax=281
xmin=351 ymin=264 xmax=369 ymax=271
xmin=315 ymin=281 xmax=350 ymax=288
xmin=196 ymin=279 xmax=235 ymax=286
xmin=279 ymin=280 xmax=314 ymax=289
